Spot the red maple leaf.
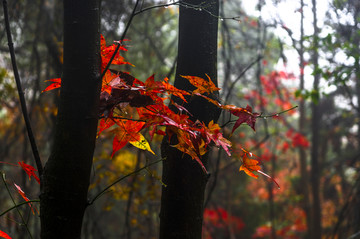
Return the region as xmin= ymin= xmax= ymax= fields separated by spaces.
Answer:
xmin=18 ymin=161 xmax=40 ymax=184
xmin=223 ymin=105 xmax=260 ymax=134
xmin=110 ymin=120 xmax=145 ymax=157
xmin=41 ymin=78 xmax=61 ymax=93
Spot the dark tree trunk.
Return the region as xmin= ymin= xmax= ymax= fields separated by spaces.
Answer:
xmin=40 ymin=1 xmax=101 ymax=238
xmin=159 ymin=1 xmax=220 ymax=238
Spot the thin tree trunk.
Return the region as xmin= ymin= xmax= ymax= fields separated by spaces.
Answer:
xmin=40 ymin=1 xmax=101 ymax=238
xmin=159 ymin=1 xmax=220 ymax=238
xmin=310 ymin=0 xmax=322 ymax=238
xmin=354 ymin=46 xmax=360 ymax=236
xmin=298 ymin=0 xmax=312 ymax=237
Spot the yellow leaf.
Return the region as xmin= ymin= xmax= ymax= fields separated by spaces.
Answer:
xmin=129 ymin=133 xmax=155 ymax=154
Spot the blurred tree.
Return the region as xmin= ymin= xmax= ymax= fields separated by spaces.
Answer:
xmin=310 ymin=0 xmax=322 ymax=238
xmin=320 ymin=0 xmax=360 ymax=237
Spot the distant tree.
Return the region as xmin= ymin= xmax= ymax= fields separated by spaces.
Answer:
xmin=310 ymin=0 xmax=322 ymax=238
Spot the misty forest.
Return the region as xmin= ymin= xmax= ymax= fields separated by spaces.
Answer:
xmin=0 ymin=0 xmax=360 ymax=238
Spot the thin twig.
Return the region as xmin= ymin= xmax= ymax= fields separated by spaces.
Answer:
xmin=257 ymin=105 xmax=298 ymax=118
xmin=2 ymin=0 xmax=43 ymax=178
xmin=134 ymin=1 xmax=181 ymax=16
xmin=0 ymin=200 xmax=40 ymax=217
xmin=222 ymin=106 xmax=298 ymax=127
xmin=1 ymin=173 xmax=34 ymax=239
xmin=87 ymin=158 xmax=163 ymax=205
xmin=100 ymin=0 xmax=141 ymax=80
xmin=224 ymin=55 xmax=262 ymax=103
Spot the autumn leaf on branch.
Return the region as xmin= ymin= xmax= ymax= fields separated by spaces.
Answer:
xmin=181 ymin=74 xmax=220 ymax=94
xmin=161 ymin=77 xmax=190 ymax=103
xmin=18 ymin=161 xmax=40 ymax=184
xmin=224 ymin=104 xmax=260 ymax=134
xmin=183 ymin=75 xmax=261 ymax=134
xmin=171 ymin=128 xmax=208 ymax=172
xmin=43 ymin=34 xmax=133 ymax=93
xmin=239 ymin=149 xmax=280 ymax=188
xmin=13 ymin=183 xmax=38 ymax=215
xmin=40 ymin=35 xmax=288 ymax=178
xmin=110 ymin=119 xmax=155 ymax=156
xmin=201 ymin=120 xmax=232 ymax=156
xmin=41 ymin=78 xmax=61 ymax=93
xmin=98 ymin=118 xmax=116 ymax=136
xmin=239 ymin=153 xmax=261 ymax=178
xmin=100 ymin=34 xmax=134 ymax=87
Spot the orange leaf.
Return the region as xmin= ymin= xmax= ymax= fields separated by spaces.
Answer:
xmin=18 ymin=161 xmax=40 ymax=184
xmin=181 ymin=74 xmax=220 ymax=94
xmin=161 ymin=77 xmax=190 ymax=102
xmin=204 ymin=120 xmax=231 ymax=156
xmin=239 ymin=150 xmax=280 ymax=188
xmin=0 ymin=230 xmax=12 ymax=239
xmin=42 ymin=78 xmax=61 ymax=93
xmin=239 ymin=153 xmax=261 ymax=178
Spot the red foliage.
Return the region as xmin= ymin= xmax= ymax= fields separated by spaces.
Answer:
xmin=292 ymin=133 xmax=310 ymax=148
xmin=227 ymin=105 xmax=260 ymax=133
xmin=0 ymin=230 xmax=12 ymax=239
xmin=41 ymin=78 xmax=61 ymax=93
xmin=203 ymin=207 xmax=245 ymax=239
xmin=18 ymin=161 xmax=40 ymax=184
xmin=252 ymin=206 xmax=307 ymax=239
xmin=286 ymin=130 xmax=310 ymax=148
xmin=42 ymin=34 xmax=278 ymax=177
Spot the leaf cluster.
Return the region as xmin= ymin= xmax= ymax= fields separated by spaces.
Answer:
xmin=43 ymin=34 xmax=276 ymax=180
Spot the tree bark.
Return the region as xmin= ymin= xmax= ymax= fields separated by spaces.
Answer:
xmin=159 ymin=1 xmax=220 ymax=238
xmin=40 ymin=1 xmax=101 ymax=238
xmin=311 ymin=0 xmax=322 ymax=238
xmin=298 ymin=0 xmax=312 ymax=237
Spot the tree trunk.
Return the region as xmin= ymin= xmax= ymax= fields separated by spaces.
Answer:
xmin=310 ymin=0 xmax=322 ymax=238
xmin=40 ymin=1 xmax=101 ymax=238
xmin=298 ymin=0 xmax=312 ymax=237
xmin=159 ymin=1 xmax=220 ymax=238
